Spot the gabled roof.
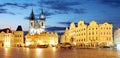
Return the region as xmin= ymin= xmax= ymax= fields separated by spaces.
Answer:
xmin=16 ymin=25 xmax=23 ymax=31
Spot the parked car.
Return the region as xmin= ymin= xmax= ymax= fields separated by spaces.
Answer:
xmin=61 ymin=43 xmax=72 ymax=49
xmin=103 ymin=46 xmax=110 ymax=48
xmin=37 ymin=45 xmax=48 ymax=48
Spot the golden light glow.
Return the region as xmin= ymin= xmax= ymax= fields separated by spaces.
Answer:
xmin=50 ymin=40 xmax=55 ymax=45
xmin=52 ymin=47 xmax=56 ymax=52
xmin=25 ymin=32 xmax=58 ymax=47
xmin=62 ymin=20 xmax=114 ymax=48
xmin=4 ymin=42 xmax=10 ymax=47
xmin=26 ymin=41 xmax=31 ymax=46
xmin=0 ymin=28 xmax=24 ymax=47
xmin=36 ymin=48 xmax=42 ymax=57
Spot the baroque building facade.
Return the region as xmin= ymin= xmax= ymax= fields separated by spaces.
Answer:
xmin=61 ymin=20 xmax=114 ymax=48
xmin=25 ymin=9 xmax=58 ymax=47
xmin=0 ymin=26 xmax=24 ymax=47
xmin=13 ymin=25 xmax=24 ymax=47
xmin=0 ymin=28 xmax=14 ymax=47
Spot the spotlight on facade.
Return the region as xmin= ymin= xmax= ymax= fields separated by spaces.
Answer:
xmin=26 ymin=41 xmax=31 ymax=46
xmin=50 ymin=40 xmax=55 ymax=45
xmin=73 ymin=42 xmax=76 ymax=46
xmin=4 ymin=42 xmax=10 ymax=47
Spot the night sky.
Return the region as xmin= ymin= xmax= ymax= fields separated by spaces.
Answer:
xmin=0 ymin=0 xmax=120 ymax=34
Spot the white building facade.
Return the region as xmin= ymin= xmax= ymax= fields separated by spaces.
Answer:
xmin=29 ymin=9 xmax=45 ymax=35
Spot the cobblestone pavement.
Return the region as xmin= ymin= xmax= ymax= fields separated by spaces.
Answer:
xmin=0 ymin=47 xmax=119 ymax=58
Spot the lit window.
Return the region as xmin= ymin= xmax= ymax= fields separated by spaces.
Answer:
xmin=109 ymin=27 xmax=111 ymax=30
xmin=92 ymin=32 xmax=94 ymax=35
xmin=89 ymin=32 xmax=91 ymax=35
xmin=84 ymin=28 xmax=85 ymax=30
xmin=107 ymin=28 xmax=108 ymax=30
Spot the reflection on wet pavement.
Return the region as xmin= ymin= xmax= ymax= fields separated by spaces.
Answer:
xmin=0 ymin=47 xmax=119 ymax=58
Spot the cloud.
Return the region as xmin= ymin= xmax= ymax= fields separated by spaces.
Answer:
xmin=24 ymin=17 xmax=29 ymax=20
xmin=24 ymin=11 xmax=54 ymax=20
xmin=38 ymin=0 xmax=86 ymax=15
xmin=58 ymin=21 xmax=78 ymax=26
xmin=42 ymin=0 xmax=81 ymax=6
xmin=73 ymin=8 xmax=86 ymax=14
xmin=0 ymin=8 xmax=15 ymax=15
xmin=100 ymin=0 xmax=120 ymax=7
xmin=0 ymin=9 xmax=7 ymax=13
xmin=46 ymin=26 xmax=66 ymax=31
xmin=42 ymin=11 xmax=55 ymax=16
xmin=0 ymin=3 xmax=36 ymax=9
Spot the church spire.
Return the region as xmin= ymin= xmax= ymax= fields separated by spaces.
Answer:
xmin=40 ymin=9 xmax=46 ymax=20
xmin=30 ymin=9 xmax=35 ymax=20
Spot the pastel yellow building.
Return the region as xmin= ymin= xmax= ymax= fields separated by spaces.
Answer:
xmin=13 ymin=25 xmax=24 ymax=47
xmin=99 ymin=22 xmax=113 ymax=47
xmin=87 ymin=21 xmax=99 ymax=48
xmin=0 ymin=26 xmax=24 ymax=47
xmin=61 ymin=20 xmax=114 ymax=48
xmin=0 ymin=28 xmax=14 ymax=47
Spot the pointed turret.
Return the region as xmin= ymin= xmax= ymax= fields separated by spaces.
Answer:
xmin=40 ymin=9 xmax=46 ymax=20
xmin=30 ymin=9 xmax=35 ymax=20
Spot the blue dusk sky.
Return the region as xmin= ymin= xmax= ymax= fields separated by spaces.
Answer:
xmin=0 ymin=0 xmax=120 ymax=33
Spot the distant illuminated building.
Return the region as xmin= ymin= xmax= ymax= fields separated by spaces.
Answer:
xmin=0 ymin=28 xmax=14 ymax=47
xmin=13 ymin=25 xmax=24 ymax=47
xmin=114 ymin=28 xmax=120 ymax=48
xmin=25 ymin=9 xmax=58 ymax=47
xmin=25 ymin=32 xmax=58 ymax=47
xmin=0 ymin=25 xmax=24 ymax=47
xmin=61 ymin=20 xmax=114 ymax=48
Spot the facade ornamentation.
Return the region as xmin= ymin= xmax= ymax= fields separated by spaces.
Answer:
xmin=61 ymin=20 xmax=114 ymax=48
xmin=0 ymin=25 xmax=24 ymax=47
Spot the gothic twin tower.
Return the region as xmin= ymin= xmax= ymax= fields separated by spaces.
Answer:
xmin=29 ymin=9 xmax=46 ymax=35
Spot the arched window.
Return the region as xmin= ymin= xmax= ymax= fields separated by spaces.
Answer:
xmin=31 ymin=23 xmax=33 ymax=26
xmin=42 ymin=22 xmax=43 ymax=26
